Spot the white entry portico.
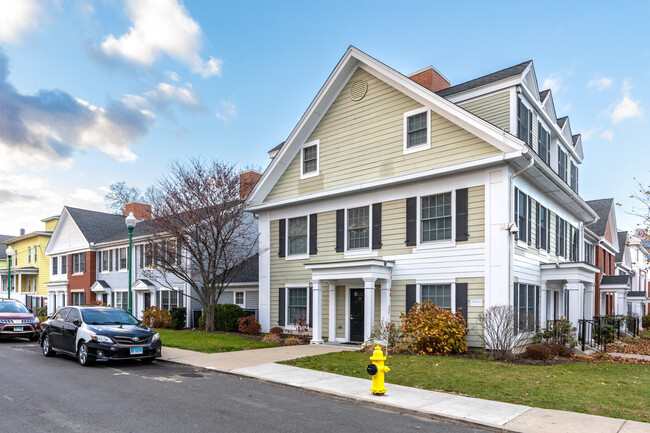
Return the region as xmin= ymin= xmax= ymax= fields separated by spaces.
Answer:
xmin=304 ymin=259 xmax=394 ymax=344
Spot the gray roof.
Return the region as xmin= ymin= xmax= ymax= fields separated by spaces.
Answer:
xmin=572 ymin=134 xmax=581 ymax=146
xmin=134 ymin=278 xmax=154 ymax=287
xmin=436 ymin=60 xmax=532 ymax=97
xmin=65 ymin=206 xmax=156 ymax=245
xmin=600 ymin=275 xmax=630 ymax=286
xmin=230 ymin=254 xmax=258 ymax=283
xmin=628 ymin=291 xmax=647 ymax=298
xmin=0 ymin=235 xmax=14 ymax=260
xmin=586 ymin=198 xmax=614 ymax=238
xmin=269 ymin=141 xmax=286 ymax=154
xmin=615 ymin=231 xmax=628 ymax=262
xmin=557 ymin=116 xmax=568 ymax=128
xmin=94 ymin=280 xmax=110 ymax=289
xmin=539 ymin=89 xmax=550 ymax=101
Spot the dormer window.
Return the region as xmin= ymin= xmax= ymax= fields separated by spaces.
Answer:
xmin=517 ymin=97 xmax=533 ymax=145
xmin=300 ymin=140 xmax=319 ymax=179
xmin=537 ymin=122 xmax=550 ymax=164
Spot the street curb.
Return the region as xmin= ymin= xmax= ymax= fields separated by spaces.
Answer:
xmin=159 ymin=357 xmax=523 ymax=433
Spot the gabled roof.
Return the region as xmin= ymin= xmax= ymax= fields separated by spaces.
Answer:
xmin=0 ymin=235 xmax=14 ymax=260
xmin=557 ymin=116 xmax=568 ymax=128
xmin=615 ymin=231 xmax=628 ymax=262
xmin=600 ymin=275 xmax=630 ymax=286
xmin=539 ymin=89 xmax=551 ymax=102
xmin=436 ymin=60 xmax=532 ymax=97
xmin=586 ymin=198 xmax=614 ymax=237
xmin=230 ymin=254 xmax=259 ymax=283
xmin=65 ymin=206 xmax=156 ymax=245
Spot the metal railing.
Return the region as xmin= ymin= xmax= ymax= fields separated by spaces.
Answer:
xmin=578 ymin=315 xmax=637 ymax=352
xmin=627 ymin=316 xmax=640 ymax=338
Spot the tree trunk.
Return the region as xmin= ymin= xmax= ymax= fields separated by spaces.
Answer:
xmin=204 ymin=303 xmax=215 ymax=332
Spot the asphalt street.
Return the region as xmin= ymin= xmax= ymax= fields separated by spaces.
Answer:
xmin=0 ymin=339 xmax=488 ymax=433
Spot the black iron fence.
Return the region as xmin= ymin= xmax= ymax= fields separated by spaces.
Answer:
xmin=578 ymin=315 xmax=638 ymax=351
xmin=627 ymin=316 xmax=640 ymax=338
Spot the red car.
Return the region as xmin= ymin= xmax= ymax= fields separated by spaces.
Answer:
xmin=0 ymin=299 xmax=41 ymax=341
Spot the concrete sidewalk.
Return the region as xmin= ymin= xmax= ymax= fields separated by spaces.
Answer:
xmin=160 ymin=345 xmax=650 ymax=433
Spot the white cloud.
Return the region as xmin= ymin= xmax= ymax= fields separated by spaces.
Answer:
xmin=587 ymin=77 xmax=613 ymax=91
xmin=215 ymin=100 xmax=237 ymax=122
xmin=70 ymin=188 xmax=104 ymax=204
xmin=599 ymin=130 xmax=613 ymax=141
xmin=145 ymin=82 xmax=200 ymax=108
xmin=581 ymin=127 xmax=614 ymax=142
xmin=164 ymin=71 xmax=180 ymax=82
xmin=0 ymin=0 xmax=40 ymax=44
xmin=99 ymin=0 xmax=221 ymax=77
xmin=562 ymin=102 xmax=571 ymax=112
xmin=542 ymin=69 xmax=574 ymax=95
xmin=610 ymin=80 xmax=643 ymax=123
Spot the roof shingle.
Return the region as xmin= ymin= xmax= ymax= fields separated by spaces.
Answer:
xmin=436 ymin=60 xmax=532 ymax=98
xmin=586 ymin=198 xmax=614 ymax=238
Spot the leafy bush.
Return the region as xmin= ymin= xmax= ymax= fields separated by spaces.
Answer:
xmin=284 ymin=336 xmax=301 ymax=346
xmin=535 ymin=319 xmax=577 ymax=347
xmin=237 ymin=315 xmax=261 ymax=335
xmin=399 ymin=301 xmax=467 ymax=355
xmin=291 ymin=315 xmax=310 ymax=344
xmin=262 ymin=333 xmax=282 ymax=344
xmin=642 ymin=315 xmax=650 ymax=329
xmin=478 ymin=305 xmax=527 ymax=361
xmin=197 ymin=315 xmax=205 ymax=330
xmin=142 ymin=306 xmax=171 ymax=328
xmin=546 ymin=343 xmax=573 ymax=358
xmin=524 ymin=344 xmax=553 ymax=360
xmin=270 ymin=326 xmax=283 ymax=335
xmin=169 ymin=307 xmax=186 ymax=330
xmin=35 ymin=307 xmax=47 ymax=317
xmin=214 ymin=304 xmax=247 ymax=332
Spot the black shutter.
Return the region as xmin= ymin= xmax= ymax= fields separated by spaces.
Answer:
xmin=555 ymin=215 xmax=560 ymax=256
xmin=109 ymin=250 xmax=113 ymax=271
xmin=335 ymin=209 xmax=344 ymax=252
xmin=514 ymin=188 xmax=519 ymax=241
xmin=177 ymin=240 xmax=182 ymax=265
xmin=309 ymin=214 xmax=317 ymax=255
xmin=278 ymin=220 xmax=286 ymax=258
xmin=513 ymin=282 xmax=519 ymax=334
xmin=535 ymin=202 xmax=540 ymax=249
xmin=97 ymin=252 xmax=101 ymax=273
xmin=139 ymin=245 xmax=144 ymax=268
xmin=535 ymin=286 xmax=540 ymax=332
xmin=546 ymin=209 xmax=551 ymax=253
xmin=455 ymin=283 xmax=468 ymax=324
xmin=527 ymin=197 xmax=532 ymax=246
xmin=308 ymin=287 xmax=313 ymax=328
xmin=528 ymin=111 xmax=533 ymax=146
xmin=278 ymin=288 xmax=285 ymax=326
xmin=372 ymin=203 xmax=382 ymax=249
xmin=405 ymin=284 xmax=416 ymax=313
xmin=406 ymin=197 xmax=417 ymax=246
xmin=455 ymin=189 xmax=468 ymax=241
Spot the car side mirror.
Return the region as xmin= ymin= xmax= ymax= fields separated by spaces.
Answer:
xmin=29 ymin=309 xmax=34 ymax=314
xmin=73 ymin=319 xmax=82 ymax=327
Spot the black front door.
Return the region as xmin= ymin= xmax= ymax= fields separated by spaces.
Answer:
xmin=350 ymin=289 xmax=364 ymax=342
xmin=144 ymin=292 xmax=151 ymax=310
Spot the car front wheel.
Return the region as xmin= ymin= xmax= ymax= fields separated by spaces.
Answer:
xmin=42 ymin=334 xmax=56 ymax=357
xmin=77 ymin=342 xmax=94 ymax=366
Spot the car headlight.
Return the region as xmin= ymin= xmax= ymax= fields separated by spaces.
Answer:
xmin=33 ymin=317 xmax=40 ymax=324
xmin=152 ymin=333 xmax=160 ymax=342
xmin=91 ymin=334 xmax=114 ymax=344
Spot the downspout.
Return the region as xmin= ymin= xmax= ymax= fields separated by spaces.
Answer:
xmin=509 ymin=151 xmax=535 ymax=306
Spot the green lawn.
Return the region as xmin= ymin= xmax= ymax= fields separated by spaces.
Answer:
xmin=642 ymin=330 xmax=650 ymax=340
xmin=282 ymin=351 xmax=650 ymax=422
xmin=155 ymin=329 xmax=279 ymax=353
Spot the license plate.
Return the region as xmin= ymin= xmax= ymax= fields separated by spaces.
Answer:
xmin=130 ymin=347 xmax=143 ymax=355
xmin=14 ymin=327 xmax=23 ymax=332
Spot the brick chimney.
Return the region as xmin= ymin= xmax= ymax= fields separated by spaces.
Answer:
xmin=408 ymin=66 xmax=450 ymax=92
xmin=240 ymin=170 xmax=262 ymax=199
xmin=124 ymin=202 xmax=152 ymax=221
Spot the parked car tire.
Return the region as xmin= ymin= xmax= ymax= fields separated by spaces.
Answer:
xmin=42 ymin=334 xmax=56 ymax=357
xmin=140 ymin=357 xmax=156 ymax=364
xmin=77 ymin=342 xmax=94 ymax=366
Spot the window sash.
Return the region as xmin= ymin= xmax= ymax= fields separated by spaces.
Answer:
xmin=421 ymin=193 xmax=452 ymax=242
xmin=517 ymin=191 xmax=527 ymax=243
xmin=61 ymin=256 xmax=67 ymax=274
xmin=302 ymin=145 xmax=318 ymax=174
xmin=421 ymin=284 xmax=451 ymax=310
xmin=347 ymin=207 xmax=369 ymax=250
xmin=288 ymin=287 xmax=307 ymax=324
xmin=119 ymin=248 xmax=127 ymax=270
xmin=406 ymin=112 xmax=428 ymax=148
xmin=235 ymin=292 xmax=244 ymax=305
xmin=288 ymin=216 xmax=308 ymax=255
xmin=516 ymin=284 xmax=538 ymax=333
xmin=161 ymin=291 xmax=178 ymax=311
xmin=52 ymin=257 xmax=58 ymax=275
xmin=538 ymin=204 xmax=548 ymax=250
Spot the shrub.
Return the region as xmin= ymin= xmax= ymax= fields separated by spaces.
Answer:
xmin=535 ymin=318 xmax=577 ymax=347
xmin=284 ymin=336 xmax=301 ymax=346
xmin=270 ymin=326 xmax=283 ymax=335
xmin=642 ymin=315 xmax=650 ymax=329
xmin=366 ymin=321 xmax=403 ymax=348
xmin=478 ymin=305 xmax=526 ymax=361
xmin=142 ymin=306 xmax=171 ymax=329
xmin=169 ymin=307 xmax=186 ymax=330
xmin=35 ymin=307 xmax=47 ymax=317
xmin=197 ymin=315 xmax=205 ymax=330
xmin=214 ymin=304 xmax=248 ymax=332
xmin=546 ymin=343 xmax=573 ymax=358
xmin=237 ymin=315 xmax=261 ymax=335
xmin=262 ymin=333 xmax=282 ymax=344
xmin=291 ymin=315 xmax=310 ymax=344
xmin=524 ymin=344 xmax=553 ymax=360
xmin=399 ymin=301 xmax=467 ymax=355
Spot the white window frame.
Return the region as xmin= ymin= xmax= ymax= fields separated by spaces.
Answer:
xmin=284 ymin=283 xmax=310 ymax=330
xmin=27 ymin=247 xmax=31 ymax=264
xmin=115 ymin=291 xmax=128 ymax=311
xmin=344 ymin=205 xmax=377 ymax=258
xmin=72 ymin=253 xmax=85 ymax=275
xmin=403 ymin=107 xmax=431 ymax=154
xmin=160 ymin=289 xmax=179 ymax=311
xmin=52 ymin=257 xmax=58 ymax=276
xmin=537 ymin=120 xmax=551 ymax=164
xmin=234 ymin=291 xmax=245 ymax=308
xmin=416 ymin=190 xmax=455 ymax=248
xmin=515 ymin=282 xmax=539 ymax=335
xmin=118 ymin=247 xmax=128 ymax=272
xmin=33 ymin=245 xmax=37 ymax=263
xmin=285 ymin=215 xmax=310 ymax=261
xmin=100 ymin=250 xmax=109 ymax=273
xmin=300 ymin=140 xmax=320 ymax=179
xmin=417 ymin=282 xmax=456 ymax=311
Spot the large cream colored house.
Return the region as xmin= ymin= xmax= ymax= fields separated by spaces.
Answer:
xmin=246 ymin=47 xmax=600 ymax=346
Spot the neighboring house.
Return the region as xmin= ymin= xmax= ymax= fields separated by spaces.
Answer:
xmin=247 ymin=46 xmax=599 ymax=346
xmin=0 ymin=217 xmax=59 ymax=309
xmin=615 ymin=231 xmax=649 ymax=323
xmin=0 ymin=234 xmax=15 ymax=289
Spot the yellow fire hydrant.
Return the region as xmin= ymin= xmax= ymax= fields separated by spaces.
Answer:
xmin=367 ymin=345 xmax=390 ymax=395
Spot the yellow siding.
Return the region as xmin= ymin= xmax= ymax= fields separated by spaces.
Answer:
xmin=265 ymin=68 xmax=502 ymax=203
xmin=44 ymin=218 xmax=59 ymax=232
xmin=459 ymin=91 xmax=510 ymax=132
xmin=7 ymin=234 xmax=51 ymax=296
xmin=461 ymin=185 xmax=485 ymax=244
xmin=379 ymin=199 xmax=413 ymax=256
xmin=457 ymin=277 xmax=485 ymax=348
xmin=336 ymin=286 xmax=345 ymax=339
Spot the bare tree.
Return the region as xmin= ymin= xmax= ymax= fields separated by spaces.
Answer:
xmin=105 ymin=181 xmax=144 ymax=215
xmin=478 ymin=305 xmax=528 ymax=360
xmin=622 ymin=179 xmax=650 ymax=239
xmin=142 ymin=159 xmax=259 ymax=332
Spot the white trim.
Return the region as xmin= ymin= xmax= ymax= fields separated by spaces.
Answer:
xmin=416 ymin=190 xmax=455 ymax=248
xmin=300 ymin=140 xmax=320 ymax=179
xmin=234 ymin=291 xmax=245 ymax=308
xmin=283 ymin=284 xmax=310 ymax=330
xmin=344 ymin=204 xmax=373 ymax=256
xmin=285 ymin=215 xmax=310 ymax=260
xmin=417 ymin=282 xmax=456 ymax=311
xmin=403 ymin=107 xmax=431 ymax=154
xmin=447 ymin=77 xmax=522 ymax=105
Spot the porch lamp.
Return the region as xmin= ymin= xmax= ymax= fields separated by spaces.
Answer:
xmin=125 ymin=212 xmax=138 ymax=314
xmin=5 ymin=246 xmax=13 ymax=299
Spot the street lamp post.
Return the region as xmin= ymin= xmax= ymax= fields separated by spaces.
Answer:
xmin=125 ymin=212 xmax=138 ymax=315
xmin=5 ymin=246 xmax=13 ymax=299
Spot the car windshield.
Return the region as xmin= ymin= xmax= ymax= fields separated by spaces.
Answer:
xmin=0 ymin=302 xmax=29 ymax=314
xmin=81 ymin=309 xmax=139 ymax=325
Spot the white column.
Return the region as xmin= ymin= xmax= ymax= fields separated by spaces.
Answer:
xmin=328 ymin=281 xmax=337 ymax=343
xmin=583 ymin=284 xmax=594 ymax=320
xmin=310 ymin=280 xmax=323 ymax=344
xmin=258 ymin=212 xmax=271 ymax=333
xmin=380 ymin=279 xmax=391 ymax=325
xmin=566 ymin=281 xmax=583 ymax=331
xmin=18 ymin=274 xmax=22 ymax=293
xmin=540 ymin=282 xmax=548 ymax=329
xmin=363 ymin=278 xmax=376 ymax=343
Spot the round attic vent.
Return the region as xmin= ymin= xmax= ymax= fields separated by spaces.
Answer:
xmin=350 ymin=80 xmax=368 ymax=101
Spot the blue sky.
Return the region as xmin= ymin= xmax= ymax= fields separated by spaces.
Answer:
xmin=0 ymin=0 xmax=648 ymax=235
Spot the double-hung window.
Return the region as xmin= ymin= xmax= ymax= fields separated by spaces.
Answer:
xmin=515 ymin=283 xmax=538 ymax=333
xmin=569 ymin=225 xmax=579 ymax=261
xmin=404 ymin=108 xmax=430 ymax=153
xmin=585 ymin=241 xmax=595 ymax=265
xmin=347 ymin=207 xmax=369 ymax=250
xmin=118 ymin=247 xmax=127 ymax=270
xmin=234 ymin=291 xmax=245 ymax=307
xmin=300 ymin=141 xmax=319 ymax=178
xmin=72 ymin=292 xmax=86 ymax=306
xmin=421 ymin=284 xmax=452 ymax=310
xmin=72 ymin=253 xmax=85 ymax=274
xmin=61 ymin=256 xmax=67 ymax=274
xmin=27 ymin=247 xmax=31 ymax=264
xmin=570 ymin=161 xmax=579 ymax=193
xmin=33 ymin=245 xmax=37 ymax=263
xmin=101 ymin=251 xmax=109 ymax=272
xmin=288 ymin=287 xmax=307 ymax=325
xmin=537 ymin=122 xmax=551 ymax=164
xmin=288 ymin=216 xmax=308 ymax=256
xmin=536 ymin=203 xmax=549 ymax=251
xmin=421 ymin=193 xmax=452 ymax=242
xmin=556 ymin=217 xmax=566 ymax=257
xmin=115 ymin=292 xmax=128 ymax=311
xmin=517 ymin=98 xmax=533 ymax=146
xmin=558 ymin=148 xmax=568 ymax=182
xmin=160 ymin=290 xmax=179 ymax=311
xmin=52 ymin=257 xmax=58 ymax=275
xmin=514 ymin=189 xmax=529 ymax=243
